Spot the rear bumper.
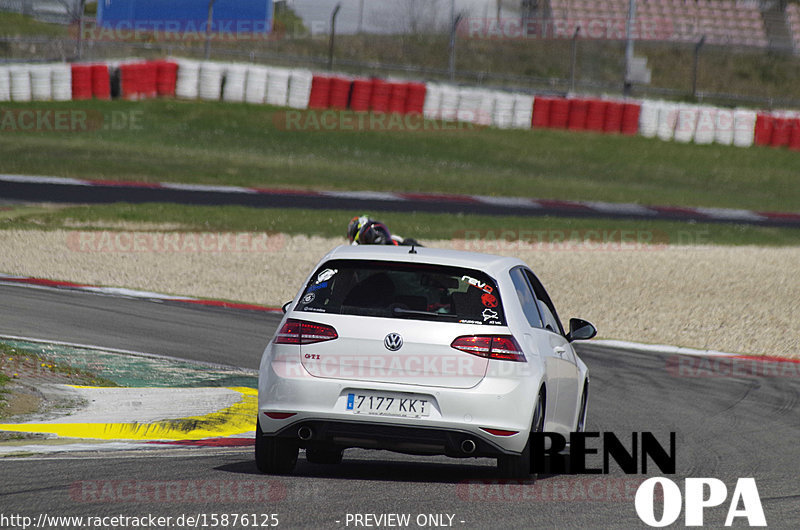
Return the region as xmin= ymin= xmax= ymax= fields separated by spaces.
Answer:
xmin=259 ymin=418 xmax=515 ymax=458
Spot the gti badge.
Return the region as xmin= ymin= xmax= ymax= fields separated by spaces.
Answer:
xmin=384 ymin=333 xmax=403 ymax=351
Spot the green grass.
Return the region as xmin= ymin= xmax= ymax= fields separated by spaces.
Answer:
xmin=6 ymin=203 xmax=800 ymax=246
xmin=0 ymin=12 xmax=68 ymax=37
xmin=1 ymin=99 xmax=799 ymax=212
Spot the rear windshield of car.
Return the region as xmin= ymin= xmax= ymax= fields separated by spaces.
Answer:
xmin=296 ymin=259 xmax=506 ymax=326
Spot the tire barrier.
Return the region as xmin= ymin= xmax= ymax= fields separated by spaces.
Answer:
xmin=422 ymin=82 xmax=442 ymax=119
xmin=287 ymin=69 xmax=313 ymax=110
xmin=369 ymin=78 xmax=392 ymax=113
xmin=221 ymin=63 xmax=247 ymax=103
xmin=175 ymin=59 xmax=200 ymax=100
xmin=244 ymin=65 xmax=268 ymax=105
xmin=29 ymin=64 xmax=52 ymax=101
xmin=91 ymin=64 xmax=111 ymax=100
xmin=10 ymin=65 xmax=32 ymax=102
xmin=0 ymin=65 xmax=11 ymax=102
xmin=155 ymin=61 xmax=178 ymax=97
xmin=350 ymin=78 xmax=373 ymax=112
xmin=198 ymin=61 xmax=223 ymax=101
xmin=329 ymin=76 xmax=352 ymax=110
xmin=511 ymin=94 xmax=534 ymax=129
xmin=3 ymin=57 xmax=797 ymax=155
xmin=265 ymin=67 xmax=290 ymax=107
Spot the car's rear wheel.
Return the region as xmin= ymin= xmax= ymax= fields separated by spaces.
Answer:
xmin=255 ymin=419 xmax=298 ymax=474
xmin=305 ymin=447 xmax=344 ymax=465
xmin=497 ymin=389 xmax=545 ymax=479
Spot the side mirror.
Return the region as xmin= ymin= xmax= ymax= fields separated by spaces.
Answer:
xmin=567 ymin=318 xmax=597 ymax=342
xmin=281 ymin=301 xmax=293 ymax=314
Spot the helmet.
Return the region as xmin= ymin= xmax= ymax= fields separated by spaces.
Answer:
xmin=347 ymin=216 xmax=368 ymax=243
xmin=356 ymin=221 xmax=397 ymax=245
xmin=347 ymin=215 xmax=398 ymax=245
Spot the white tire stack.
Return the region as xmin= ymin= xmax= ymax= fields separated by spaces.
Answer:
xmin=198 ymin=61 xmax=223 ymax=101
xmin=511 ymin=94 xmax=534 ymax=129
xmin=244 ymin=65 xmax=269 ymax=104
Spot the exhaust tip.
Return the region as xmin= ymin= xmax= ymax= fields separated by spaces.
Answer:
xmin=297 ymin=426 xmax=313 ymax=441
xmin=461 ymin=439 xmax=476 ymax=454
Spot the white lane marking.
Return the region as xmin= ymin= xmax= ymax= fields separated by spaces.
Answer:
xmin=0 ymin=174 xmax=91 ymax=186
xmin=0 ymin=333 xmax=258 ymax=374
xmin=471 ymin=196 xmax=541 ymax=208
xmin=159 ymin=183 xmax=257 ymax=194
xmin=592 ymin=339 xmax=739 ymax=357
xmin=693 ymin=207 xmax=766 ymax=222
xmin=320 ymin=190 xmax=405 ymax=201
xmin=582 ymin=201 xmax=658 ymax=216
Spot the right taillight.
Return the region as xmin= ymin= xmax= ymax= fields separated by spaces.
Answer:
xmin=451 ymin=335 xmax=526 ymax=362
xmin=274 ymin=318 xmax=338 ymax=345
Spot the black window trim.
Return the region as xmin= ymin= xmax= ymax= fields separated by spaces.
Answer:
xmin=519 ymin=266 xmax=566 ymax=337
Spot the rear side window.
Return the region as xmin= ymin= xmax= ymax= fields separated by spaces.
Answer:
xmin=296 ymin=259 xmax=505 ymax=326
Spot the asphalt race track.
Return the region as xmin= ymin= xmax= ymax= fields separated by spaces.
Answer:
xmin=1 ymin=282 xmax=799 ymax=528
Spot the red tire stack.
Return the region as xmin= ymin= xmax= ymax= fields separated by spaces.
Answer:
xmin=603 ymin=101 xmax=625 ymax=133
xmin=549 ymin=98 xmax=570 ymax=129
xmin=532 ymin=97 xmax=552 ymax=128
xmin=308 ymin=76 xmax=332 ymax=109
xmin=119 ymin=63 xmax=140 ymax=100
xmin=140 ymin=62 xmax=158 ymax=99
xmin=389 ymin=82 xmax=409 ymax=114
xmin=370 ymin=79 xmax=391 ymax=113
xmin=789 ymin=119 xmax=800 ymax=152
xmin=753 ymin=114 xmax=773 ymax=146
xmin=621 ymin=102 xmax=641 ymax=135
xmin=71 ymin=64 xmax=93 ymax=100
xmin=329 ymin=77 xmax=351 ymax=109
xmin=567 ymin=99 xmax=589 ymax=131
xmin=405 ymin=82 xmax=426 ymax=114
xmin=90 ymin=64 xmax=110 ymax=100
xmin=349 ymin=79 xmax=372 ymax=112
xmin=585 ymin=99 xmax=608 ymax=132
xmin=156 ymin=61 xmax=178 ymax=96
xmin=770 ymin=117 xmax=792 ymax=148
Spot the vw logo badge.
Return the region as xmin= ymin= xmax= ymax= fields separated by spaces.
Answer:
xmin=384 ymin=333 xmax=403 ymax=351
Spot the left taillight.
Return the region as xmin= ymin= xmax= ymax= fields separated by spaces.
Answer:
xmin=451 ymin=335 xmax=526 ymax=362
xmin=274 ymin=318 xmax=338 ymax=345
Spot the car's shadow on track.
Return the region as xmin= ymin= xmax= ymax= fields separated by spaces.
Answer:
xmin=215 ymin=453 xmax=570 ymax=484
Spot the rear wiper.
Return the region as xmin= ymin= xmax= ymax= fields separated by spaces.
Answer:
xmin=391 ymin=307 xmax=459 ymax=319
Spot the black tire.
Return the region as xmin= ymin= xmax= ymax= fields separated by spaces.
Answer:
xmin=497 ymin=390 xmax=545 ymax=479
xmin=305 ymin=447 xmax=344 ymax=465
xmin=255 ymin=419 xmax=299 ymax=474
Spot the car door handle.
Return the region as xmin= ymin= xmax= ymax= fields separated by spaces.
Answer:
xmin=554 ymin=347 xmax=566 ymax=357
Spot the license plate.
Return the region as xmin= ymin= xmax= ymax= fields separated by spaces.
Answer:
xmin=346 ymin=391 xmax=430 ymax=418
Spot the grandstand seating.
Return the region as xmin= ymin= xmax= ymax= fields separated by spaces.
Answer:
xmin=547 ymin=0 xmax=768 ymax=47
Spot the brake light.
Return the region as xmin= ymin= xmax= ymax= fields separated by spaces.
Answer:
xmin=274 ymin=319 xmax=338 ymax=345
xmin=451 ymin=335 xmax=526 ymax=362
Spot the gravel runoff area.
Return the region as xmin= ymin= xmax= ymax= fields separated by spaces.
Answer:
xmin=0 ymin=229 xmax=797 ymax=359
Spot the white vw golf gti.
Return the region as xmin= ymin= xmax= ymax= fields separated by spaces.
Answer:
xmin=257 ymin=245 xmax=596 ymax=478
